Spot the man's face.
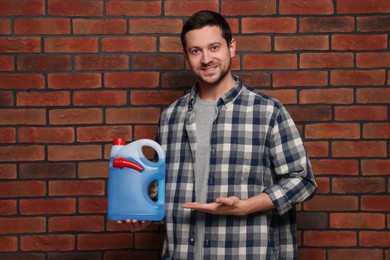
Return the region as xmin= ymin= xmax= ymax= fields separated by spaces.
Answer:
xmin=184 ymin=26 xmax=235 ymax=87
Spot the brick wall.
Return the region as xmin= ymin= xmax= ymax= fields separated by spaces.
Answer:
xmin=0 ymin=0 xmax=389 ymax=259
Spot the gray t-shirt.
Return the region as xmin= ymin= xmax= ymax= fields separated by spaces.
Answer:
xmin=193 ymin=95 xmax=218 ymax=259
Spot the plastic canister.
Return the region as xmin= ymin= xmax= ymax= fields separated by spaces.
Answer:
xmin=107 ymin=138 xmax=165 ymax=221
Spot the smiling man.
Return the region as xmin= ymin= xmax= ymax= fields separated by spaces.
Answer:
xmin=125 ymin=10 xmax=317 ymax=259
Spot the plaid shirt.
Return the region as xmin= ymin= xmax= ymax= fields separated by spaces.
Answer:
xmin=158 ymin=76 xmax=317 ymax=260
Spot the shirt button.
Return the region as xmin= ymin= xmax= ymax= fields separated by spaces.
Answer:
xmin=189 ymin=237 xmax=195 ymax=244
xmin=208 ymin=178 xmax=214 ymax=185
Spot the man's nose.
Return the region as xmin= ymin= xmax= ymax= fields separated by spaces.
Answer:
xmin=201 ymin=50 xmax=212 ymax=64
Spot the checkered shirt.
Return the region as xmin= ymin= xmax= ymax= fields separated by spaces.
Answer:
xmin=158 ymin=76 xmax=317 ymax=260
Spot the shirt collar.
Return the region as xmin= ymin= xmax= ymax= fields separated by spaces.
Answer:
xmin=188 ymin=75 xmax=243 ymax=111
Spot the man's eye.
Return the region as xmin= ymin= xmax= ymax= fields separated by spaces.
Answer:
xmin=191 ymin=49 xmax=200 ymax=55
xmin=211 ymin=45 xmax=220 ymax=51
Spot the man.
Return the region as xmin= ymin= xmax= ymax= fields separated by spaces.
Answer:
xmin=124 ymin=10 xmax=317 ymax=259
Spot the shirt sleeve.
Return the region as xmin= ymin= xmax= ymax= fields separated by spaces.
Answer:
xmin=263 ymin=105 xmax=317 ymax=216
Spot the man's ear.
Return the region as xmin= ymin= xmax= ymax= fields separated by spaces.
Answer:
xmin=229 ymin=39 xmax=236 ymax=57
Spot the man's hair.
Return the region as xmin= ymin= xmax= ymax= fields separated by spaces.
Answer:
xmin=180 ymin=10 xmax=232 ymax=50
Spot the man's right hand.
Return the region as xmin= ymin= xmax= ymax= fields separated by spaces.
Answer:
xmin=117 ymin=219 xmax=152 ymax=232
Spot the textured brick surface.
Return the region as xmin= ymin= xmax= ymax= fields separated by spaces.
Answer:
xmin=0 ymin=0 xmax=389 ymax=259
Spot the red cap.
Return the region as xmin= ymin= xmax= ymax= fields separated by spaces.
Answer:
xmin=113 ymin=138 xmax=126 ymax=145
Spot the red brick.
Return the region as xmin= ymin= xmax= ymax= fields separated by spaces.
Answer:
xmin=21 ymin=235 xmax=75 ymax=251
xmin=242 ymin=17 xmax=296 ymax=33
xmin=0 ymin=18 xmax=11 ymax=34
xmin=73 ymin=19 xmax=126 ymax=34
xmin=357 ymin=52 xmax=390 ymax=68
xmin=77 ymin=126 xmax=132 ymax=143
xmin=14 ymin=18 xmax=70 ymax=34
xmin=305 ymin=123 xmax=360 ymax=139
xmin=159 ymin=37 xmax=182 ymax=53
xmin=19 ymin=162 xmax=76 ymax=179
xmin=0 ymin=37 xmax=40 ymax=53
xmin=0 ymin=55 xmax=14 ymax=71
xmin=0 ymin=146 xmax=44 ymax=162
xmin=17 ymin=91 xmax=70 ymax=106
xmin=337 ymin=0 xmax=390 ymax=14
xmin=129 ymin=19 xmax=182 ymax=34
xmin=0 ymin=91 xmax=13 ymax=106
xmin=331 ymin=213 xmax=385 ymax=229
xmin=360 ymin=232 xmax=390 ymax=247
xmin=356 ymin=88 xmax=390 ymax=104
xmin=300 ymin=53 xmax=354 ymax=68
xmin=75 ymin=55 xmax=128 ymax=71
xmin=78 ymin=198 xmax=106 ymax=214
xmin=18 ymin=55 xmax=71 ymax=71
xmin=48 ymin=0 xmax=103 ymax=16
xmin=314 ymin=177 xmax=330 ymax=193
xmin=328 ymin=249 xmax=383 ymax=260
xmin=0 ymin=74 xmax=44 ymax=89
xmin=106 ymin=1 xmax=161 ymax=16
xmin=362 ymin=196 xmax=390 ymax=211
xmin=335 ymin=106 xmax=388 ymax=121
xmin=165 ymin=1 xmax=218 ymax=16
xmin=0 ymin=237 xmax=17 ymax=252
xmin=304 ymin=195 xmax=358 ymax=211
xmin=331 ymin=70 xmax=385 ymax=86
xmin=300 ymin=88 xmax=354 ymax=104
xmin=332 ymin=141 xmax=387 ymax=157
xmin=20 ymin=198 xmax=76 ymax=215
xmin=78 ymin=234 xmax=133 ymax=250
xmin=261 ymin=89 xmax=297 ymax=104
xmin=235 ymin=36 xmax=271 ymax=52
xmin=244 ymin=54 xmax=296 ymax=70
xmin=106 ymin=108 xmax=161 ymax=124
xmin=310 ymin=159 xmax=359 ymax=175
xmin=131 ymin=90 xmax=184 ymax=105
xmin=49 ymin=108 xmax=103 ymax=125
xmin=0 ymin=127 xmax=15 ymax=143
xmin=134 ymin=125 xmax=158 ymax=141
xmin=19 ymin=127 xmax=74 ymax=143
xmin=0 ymin=200 xmax=17 ymax=215
xmin=48 ymin=73 xmax=101 ymax=89
xmin=49 ymin=180 xmax=105 ymax=196
xmin=132 ymin=54 xmax=183 ymax=70
xmin=0 ymin=164 xmax=16 ymax=179
xmin=288 ymin=105 xmax=332 ymax=122
xmin=332 ymin=34 xmax=387 ymax=50
xmin=48 ymin=252 xmax=101 ymax=260
xmin=332 ymin=177 xmax=386 ymax=194
xmin=275 ymin=35 xmax=328 ymax=51
xmin=48 ymin=145 xmax=101 ymax=161
xmin=105 ymin=72 xmax=159 ymax=88
xmin=161 ymin=71 xmax=196 ymax=88
xmin=304 ymin=142 xmax=329 ymax=158
xmin=273 ymin=71 xmax=327 ymax=87
xmin=0 ymin=217 xmax=46 ymax=234
xmin=0 ymin=181 xmax=45 ymax=197
xmin=299 ymin=248 xmax=326 ymax=260
xmin=0 ymin=0 xmax=44 ymax=16
xmin=280 ymin=0 xmax=333 ymax=14
xmin=237 ymin=72 xmax=270 ymax=87
xmin=304 ymin=231 xmax=356 ymax=246
xmin=49 ymin=216 xmax=104 ymax=232
xmin=78 ymin=162 xmax=108 ymax=179
xmin=222 ymin=0 xmax=275 ymax=15
xmin=135 ymin=233 xmax=165 ymax=249
xmin=102 ymin=36 xmax=156 ymax=53
xmin=358 ymin=16 xmax=390 ymax=32
xmin=73 ymin=90 xmax=126 ymax=106
xmin=299 ymin=16 xmax=354 ymax=32
xmin=363 ymin=123 xmax=390 ymax=139
xmin=362 ymin=160 xmax=390 ymax=176
xmin=0 ymin=109 xmax=46 ymax=125
xmin=45 ymin=37 xmax=98 ymax=53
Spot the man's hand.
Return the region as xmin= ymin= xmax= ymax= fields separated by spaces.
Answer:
xmin=181 ymin=193 xmax=275 ymax=216
xmin=116 ymin=219 xmax=152 ymax=232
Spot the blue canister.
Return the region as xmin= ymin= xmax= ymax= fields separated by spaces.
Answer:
xmin=108 ymin=138 xmax=165 ymax=221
